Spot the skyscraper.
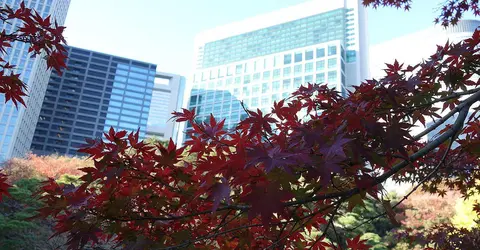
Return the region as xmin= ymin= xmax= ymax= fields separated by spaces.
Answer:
xmin=0 ymin=0 xmax=70 ymax=161
xmin=31 ymin=46 xmax=156 ymax=156
xmin=146 ymin=72 xmax=186 ymax=143
xmin=181 ymin=0 xmax=368 ymax=143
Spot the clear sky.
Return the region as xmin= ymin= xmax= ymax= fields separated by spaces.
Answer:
xmin=63 ymin=0 xmax=475 ymax=76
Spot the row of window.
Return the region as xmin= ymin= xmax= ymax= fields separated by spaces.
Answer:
xmin=195 ymin=50 xmax=342 ymax=84
xmin=201 ymin=8 xmax=346 ymax=67
xmin=192 ymin=62 xmax=341 ymax=93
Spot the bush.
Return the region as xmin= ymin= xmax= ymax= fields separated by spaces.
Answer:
xmin=451 ymin=192 xmax=480 ymax=229
xmin=398 ymin=189 xmax=457 ymax=232
xmin=0 ymin=178 xmax=66 ymax=249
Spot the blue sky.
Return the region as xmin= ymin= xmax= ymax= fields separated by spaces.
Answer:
xmin=63 ymin=0 xmax=474 ymax=76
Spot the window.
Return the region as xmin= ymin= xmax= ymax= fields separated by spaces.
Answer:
xmin=125 ymin=91 xmax=144 ymax=98
xmin=328 ymin=71 xmax=337 ymax=83
xmin=120 ymin=116 xmax=139 ymax=123
xmin=261 ymin=97 xmax=269 ymax=106
xmin=317 ymin=60 xmax=327 ymax=72
xmin=283 ymin=79 xmax=291 ymax=90
xmin=294 ymin=77 xmax=302 ymax=88
xmin=262 ymin=82 xmax=269 ymax=94
xmin=252 ymin=84 xmax=260 ymax=93
xmin=283 ymin=67 xmax=291 ymax=77
xmin=305 ymin=62 xmax=313 ymax=73
xmin=346 ymin=51 xmax=356 ymax=63
xmin=253 ymin=73 xmax=261 ymax=81
xmin=123 ymin=103 xmax=142 ymax=111
xmin=284 ymin=54 xmax=292 ymax=64
xmin=243 ymin=87 xmax=250 ymax=97
xmin=272 ymin=81 xmax=280 ymax=91
xmin=294 ymin=52 xmax=303 ymax=63
xmin=273 ymin=69 xmax=281 ymax=79
xmin=316 ymin=48 xmax=325 ymax=58
xmin=305 ymin=50 xmax=314 ymax=60
xmin=294 ymin=65 xmax=302 ymax=76
xmin=305 ymin=75 xmax=313 ymax=83
xmin=263 ymin=71 xmax=270 ymax=80
xmin=328 ymin=58 xmax=337 ymax=68
xmin=316 ymin=73 xmax=325 ymax=83
xmin=235 ymin=64 xmax=243 ymax=74
xmin=328 ymin=45 xmax=337 ymax=56
xmin=209 ymin=70 xmax=216 ymax=80
xmin=116 ymin=69 xmax=129 ymax=76
xmin=251 ymin=97 xmax=259 ymax=107
xmin=244 ymin=75 xmax=251 ymax=84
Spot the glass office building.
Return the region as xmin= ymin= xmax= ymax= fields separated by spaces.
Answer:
xmin=180 ymin=0 xmax=369 ymax=143
xmin=0 ymin=0 xmax=70 ymax=161
xmin=31 ymin=46 xmax=156 ymax=156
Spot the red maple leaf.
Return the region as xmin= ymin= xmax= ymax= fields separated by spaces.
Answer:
xmin=346 ymin=235 xmax=371 ymax=250
xmin=243 ymin=182 xmax=293 ymax=225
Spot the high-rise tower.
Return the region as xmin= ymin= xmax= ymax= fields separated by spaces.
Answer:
xmin=0 ymin=0 xmax=71 ymax=160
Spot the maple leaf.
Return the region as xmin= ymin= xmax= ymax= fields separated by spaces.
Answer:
xmin=246 ymin=145 xmax=301 ymax=172
xmin=320 ymin=134 xmax=351 ymax=159
xmin=46 ymin=50 xmax=68 ymax=75
xmin=210 ymin=177 xmax=231 ymax=212
xmin=239 ymin=108 xmax=277 ymax=137
xmin=346 ymin=235 xmax=371 ymax=250
xmin=202 ymin=114 xmax=226 ymax=139
xmin=243 ymin=182 xmax=293 ymax=225
xmin=171 ymin=108 xmax=196 ymax=122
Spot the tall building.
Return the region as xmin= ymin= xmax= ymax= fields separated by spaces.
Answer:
xmin=180 ymin=0 xmax=369 ymax=143
xmin=0 ymin=0 xmax=70 ymax=161
xmin=31 ymin=46 xmax=156 ymax=156
xmin=146 ymin=72 xmax=186 ymax=143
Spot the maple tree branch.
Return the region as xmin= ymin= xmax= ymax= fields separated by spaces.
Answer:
xmin=307 ymin=202 xmax=342 ymax=250
xmin=413 ymin=88 xmax=480 ymax=140
xmin=346 ymin=131 xmax=456 ymax=232
xmin=331 ymin=220 xmax=343 ymax=250
xmin=285 ymin=92 xmax=475 ymax=206
xmin=376 ymin=87 xmax=480 ymax=116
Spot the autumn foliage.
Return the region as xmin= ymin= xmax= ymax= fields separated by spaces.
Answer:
xmin=3 ymin=0 xmax=480 ymax=249
xmin=2 ymin=153 xmax=91 ymax=184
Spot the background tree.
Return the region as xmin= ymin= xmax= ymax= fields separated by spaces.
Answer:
xmin=2 ymin=153 xmax=91 ymax=184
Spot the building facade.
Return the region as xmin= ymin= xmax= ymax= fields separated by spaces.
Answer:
xmin=31 ymin=46 xmax=156 ymax=156
xmin=146 ymin=72 xmax=186 ymax=143
xmin=0 ymin=0 xmax=70 ymax=161
xmin=180 ymin=0 xmax=369 ymax=143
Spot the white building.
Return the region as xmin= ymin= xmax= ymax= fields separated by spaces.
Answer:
xmin=146 ymin=72 xmax=186 ymax=143
xmin=0 ymin=0 xmax=71 ymax=161
xmin=179 ymin=0 xmax=369 ymax=144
